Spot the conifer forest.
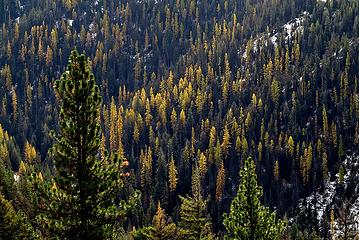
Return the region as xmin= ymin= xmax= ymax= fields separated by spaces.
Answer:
xmin=0 ymin=0 xmax=358 ymax=239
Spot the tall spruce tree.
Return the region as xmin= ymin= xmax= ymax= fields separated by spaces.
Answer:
xmin=32 ymin=51 xmax=138 ymax=239
xmin=223 ymin=157 xmax=286 ymax=240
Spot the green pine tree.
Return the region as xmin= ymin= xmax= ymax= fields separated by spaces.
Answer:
xmin=32 ymin=51 xmax=139 ymax=239
xmin=0 ymin=194 xmax=38 ymax=239
xmin=178 ymin=165 xmax=214 ymax=240
xmin=339 ymin=165 xmax=345 ymax=185
xmin=223 ymin=157 xmax=286 ymax=240
xmin=0 ymin=155 xmax=14 ymax=200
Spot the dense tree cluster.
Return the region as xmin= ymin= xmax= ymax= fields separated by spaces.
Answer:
xmin=0 ymin=0 xmax=358 ymax=238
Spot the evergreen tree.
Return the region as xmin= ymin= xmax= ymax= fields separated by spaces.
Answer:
xmin=179 ymin=166 xmax=214 ymax=240
xmin=0 ymin=194 xmax=38 ymax=239
xmin=336 ymin=200 xmax=358 ymax=240
xmin=0 ymin=153 xmax=14 ymax=200
xmin=339 ymin=165 xmax=345 ymax=185
xmin=32 ymin=51 xmax=138 ymax=239
xmin=223 ymin=157 xmax=286 ymax=240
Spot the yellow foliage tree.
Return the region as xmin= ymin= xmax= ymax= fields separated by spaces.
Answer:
xmin=24 ymin=141 xmax=37 ymax=164
xmin=274 ymin=160 xmax=280 ymax=180
xmin=287 ymin=136 xmax=295 ymax=157
xmin=198 ymin=151 xmax=207 ymax=179
xmin=215 ymin=161 xmax=226 ymax=201
xmin=168 ymin=157 xmax=178 ymax=192
xmin=221 ymin=125 xmax=231 ymax=159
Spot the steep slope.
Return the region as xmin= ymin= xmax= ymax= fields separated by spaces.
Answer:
xmin=293 ymin=153 xmax=359 ymax=237
xmin=0 ymin=0 xmax=358 ymax=236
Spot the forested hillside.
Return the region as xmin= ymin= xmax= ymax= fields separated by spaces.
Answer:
xmin=0 ymin=0 xmax=358 ymax=238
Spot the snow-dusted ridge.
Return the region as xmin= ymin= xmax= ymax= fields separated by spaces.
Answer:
xmin=292 ymin=153 xmax=359 ymax=237
xmin=271 ymin=11 xmax=309 ymax=46
xmin=242 ymin=12 xmax=310 ymax=59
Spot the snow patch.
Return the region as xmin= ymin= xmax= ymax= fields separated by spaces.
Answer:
xmin=242 ymin=12 xmax=309 ymax=59
xmin=13 ymin=173 xmax=20 ymax=182
xmin=292 ymin=154 xmax=359 ymax=236
xmin=67 ymin=19 xmax=74 ymax=27
xmin=271 ymin=12 xmax=309 ymax=45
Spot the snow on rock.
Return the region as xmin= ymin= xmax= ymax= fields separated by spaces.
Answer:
xmin=17 ymin=0 xmax=24 ymax=10
xmin=270 ymin=34 xmax=278 ymax=46
xmin=67 ymin=19 xmax=74 ymax=27
xmin=292 ymin=153 xmax=359 ymax=235
xmin=13 ymin=173 xmax=20 ymax=182
xmin=271 ymin=11 xmax=309 ymax=46
xmin=89 ymin=23 xmax=95 ymax=31
xmin=242 ymin=12 xmax=309 ymax=59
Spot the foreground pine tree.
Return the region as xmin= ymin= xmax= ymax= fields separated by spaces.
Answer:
xmin=223 ymin=157 xmax=286 ymax=240
xmin=33 ymin=51 xmax=138 ymax=239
